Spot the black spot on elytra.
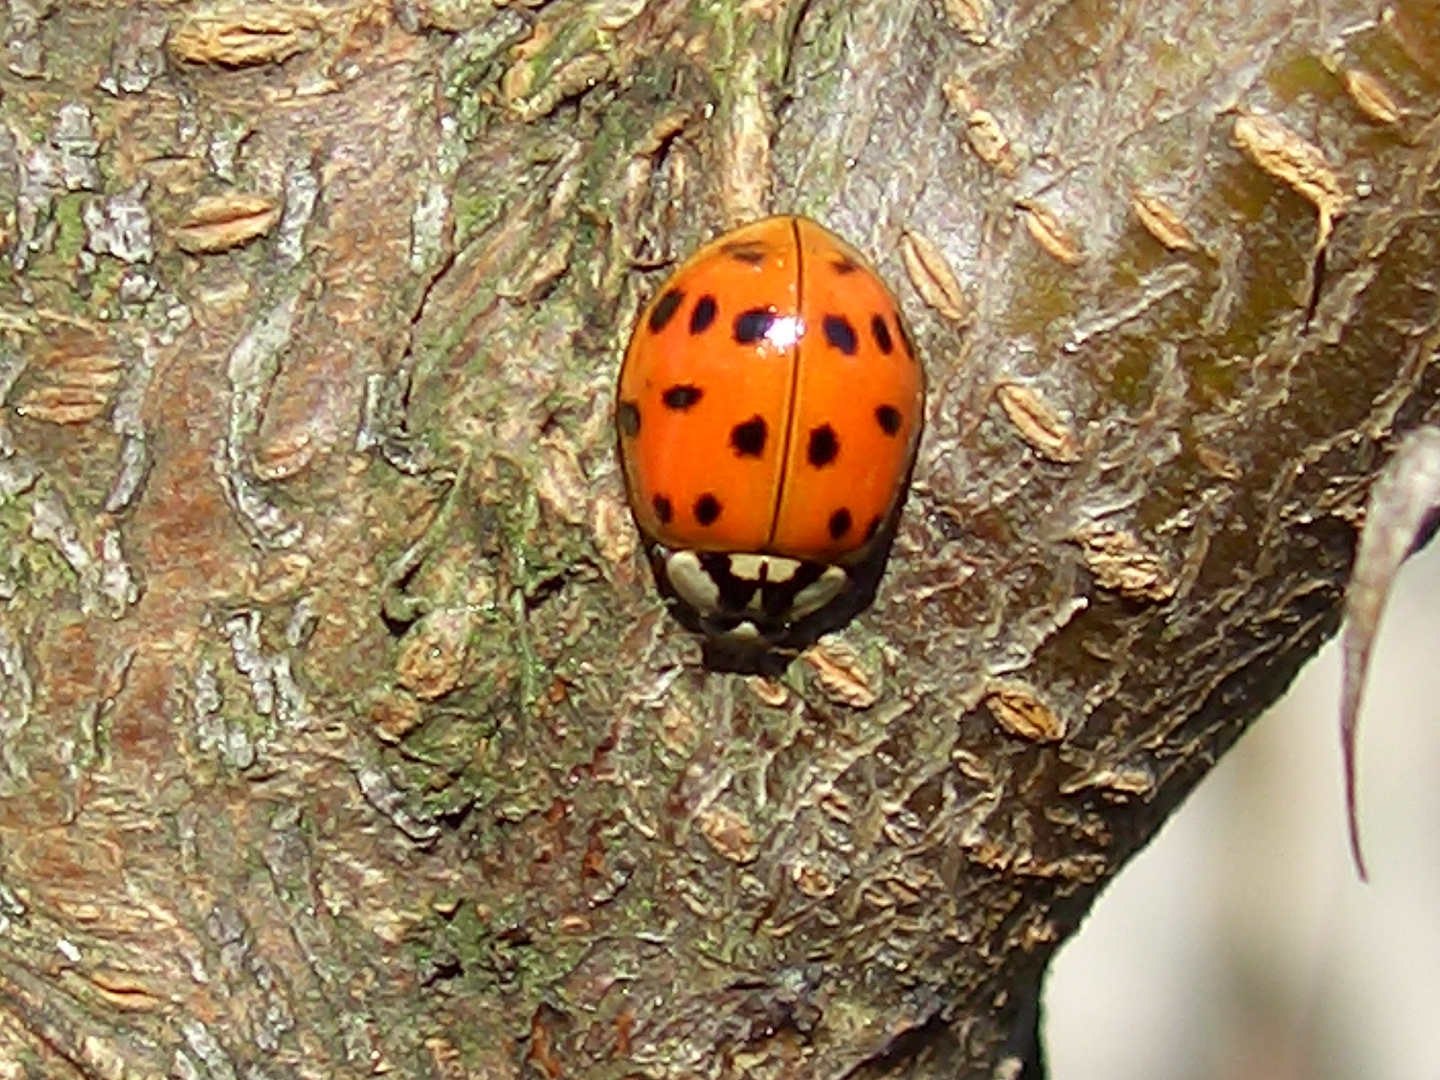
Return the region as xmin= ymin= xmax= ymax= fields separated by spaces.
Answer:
xmin=616 ymin=399 xmax=641 ymax=437
xmin=730 ymin=416 xmax=768 ymax=458
xmin=652 ymin=495 xmax=673 ymax=524
xmin=662 ymin=384 xmax=703 ymax=410
xmin=871 ymin=314 xmax=894 ymax=354
xmin=875 ymin=405 xmax=903 ymax=436
xmin=864 ymin=515 xmax=882 ymax=542
xmin=823 ymin=314 xmax=858 ymax=356
xmin=649 ymin=289 xmax=684 ymax=333
xmin=832 ymin=256 xmax=858 ymax=275
xmin=694 ymin=493 xmax=722 ymax=526
xmin=828 ymin=508 xmax=853 ymax=540
xmin=689 ymin=295 xmax=718 ymax=335
xmin=734 ymin=308 xmax=775 ymax=345
xmin=807 ymin=425 xmax=839 ymax=468
xmin=724 ymin=243 xmax=767 ymax=265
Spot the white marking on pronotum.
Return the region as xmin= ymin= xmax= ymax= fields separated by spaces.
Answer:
xmin=728 ymin=554 xmax=801 ymax=584
xmin=666 ymin=551 xmax=720 ymax=613
xmin=789 ymin=567 xmax=848 ymax=619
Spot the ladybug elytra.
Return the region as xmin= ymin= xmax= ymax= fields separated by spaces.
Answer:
xmin=615 ymin=216 xmax=925 ymax=673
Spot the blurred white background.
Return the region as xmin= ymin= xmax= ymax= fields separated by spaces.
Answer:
xmin=1046 ymin=543 xmax=1440 ymax=1080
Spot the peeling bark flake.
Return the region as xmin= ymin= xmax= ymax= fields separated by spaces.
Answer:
xmin=697 ymin=803 xmax=758 ymax=864
xmin=1072 ymin=524 xmax=1177 ymax=601
xmin=168 ymin=7 xmax=320 ymax=67
xmin=996 ymin=383 xmax=1079 ymax=463
xmin=966 ymin=108 xmax=1018 ymax=176
xmin=803 ymin=640 xmax=878 ymax=708
xmin=174 ymin=194 xmax=281 ymax=253
xmin=395 ymin=607 xmax=476 ymax=701
xmin=901 ymin=230 xmax=969 ymax=322
xmin=985 ymin=681 xmax=1067 ymax=743
xmin=1341 ymin=68 xmax=1402 ymax=126
xmin=1018 ymin=201 xmax=1083 ymax=266
xmin=941 ymin=0 xmax=994 ymax=43
xmin=1130 ymin=191 xmax=1199 ymax=252
xmin=1232 ymin=111 xmax=1350 ymax=250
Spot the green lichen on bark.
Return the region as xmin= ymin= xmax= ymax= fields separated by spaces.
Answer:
xmin=0 ymin=1 xmax=1437 ymax=1078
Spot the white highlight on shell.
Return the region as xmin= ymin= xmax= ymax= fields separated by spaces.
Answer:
xmin=766 ymin=314 xmax=804 ymax=350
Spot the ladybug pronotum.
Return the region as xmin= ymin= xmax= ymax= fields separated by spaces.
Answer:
xmin=615 ymin=215 xmax=925 ymax=673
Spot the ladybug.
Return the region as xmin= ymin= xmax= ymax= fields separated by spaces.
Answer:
xmin=615 ymin=216 xmax=925 ymax=674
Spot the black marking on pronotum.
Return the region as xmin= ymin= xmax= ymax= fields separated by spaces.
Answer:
xmin=875 ymin=405 xmax=903 ymax=436
xmin=649 ymin=289 xmax=685 ymax=333
xmin=652 ymin=495 xmax=673 ymax=524
xmin=762 ymin=561 xmax=827 ymax=617
xmin=700 ymin=552 xmax=759 ymax=610
xmin=734 ymin=308 xmax=776 ymax=345
xmin=694 ymin=493 xmax=722 ymax=526
xmin=730 ymin=415 xmax=768 ymax=458
xmin=871 ymin=314 xmax=894 ymax=355
xmin=823 ymin=314 xmax=859 ymax=356
xmin=807 ymin=425 xmax=840 ymax=468
xmin=724 ymin=243 xmax=767 ymax=265
xmin=662 ymin=384 xmax=704 ymax=410
xmin=689 ymin=295 xmax=718 ymax=335
xmin=828 ymin=508 xmax=852 ymax=540
xmin=695 ymin=552 xmax=830 ymax=619
xmin=616 ymin=399 xmax=641 ymax=437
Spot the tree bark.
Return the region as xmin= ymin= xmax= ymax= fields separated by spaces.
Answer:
xmin=1 ymin=1 xmax=1437 ymax=1077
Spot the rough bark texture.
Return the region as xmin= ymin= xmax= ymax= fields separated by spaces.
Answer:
xmin=1 ymin=1 xmax=1437 ymax=1077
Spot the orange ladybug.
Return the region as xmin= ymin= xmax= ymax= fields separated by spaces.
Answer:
xmin=615 ymin=216 xmax=925 ymax=673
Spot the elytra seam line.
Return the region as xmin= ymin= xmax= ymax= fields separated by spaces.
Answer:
xmin=764 ymin=217 xmax=805 ymax=552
